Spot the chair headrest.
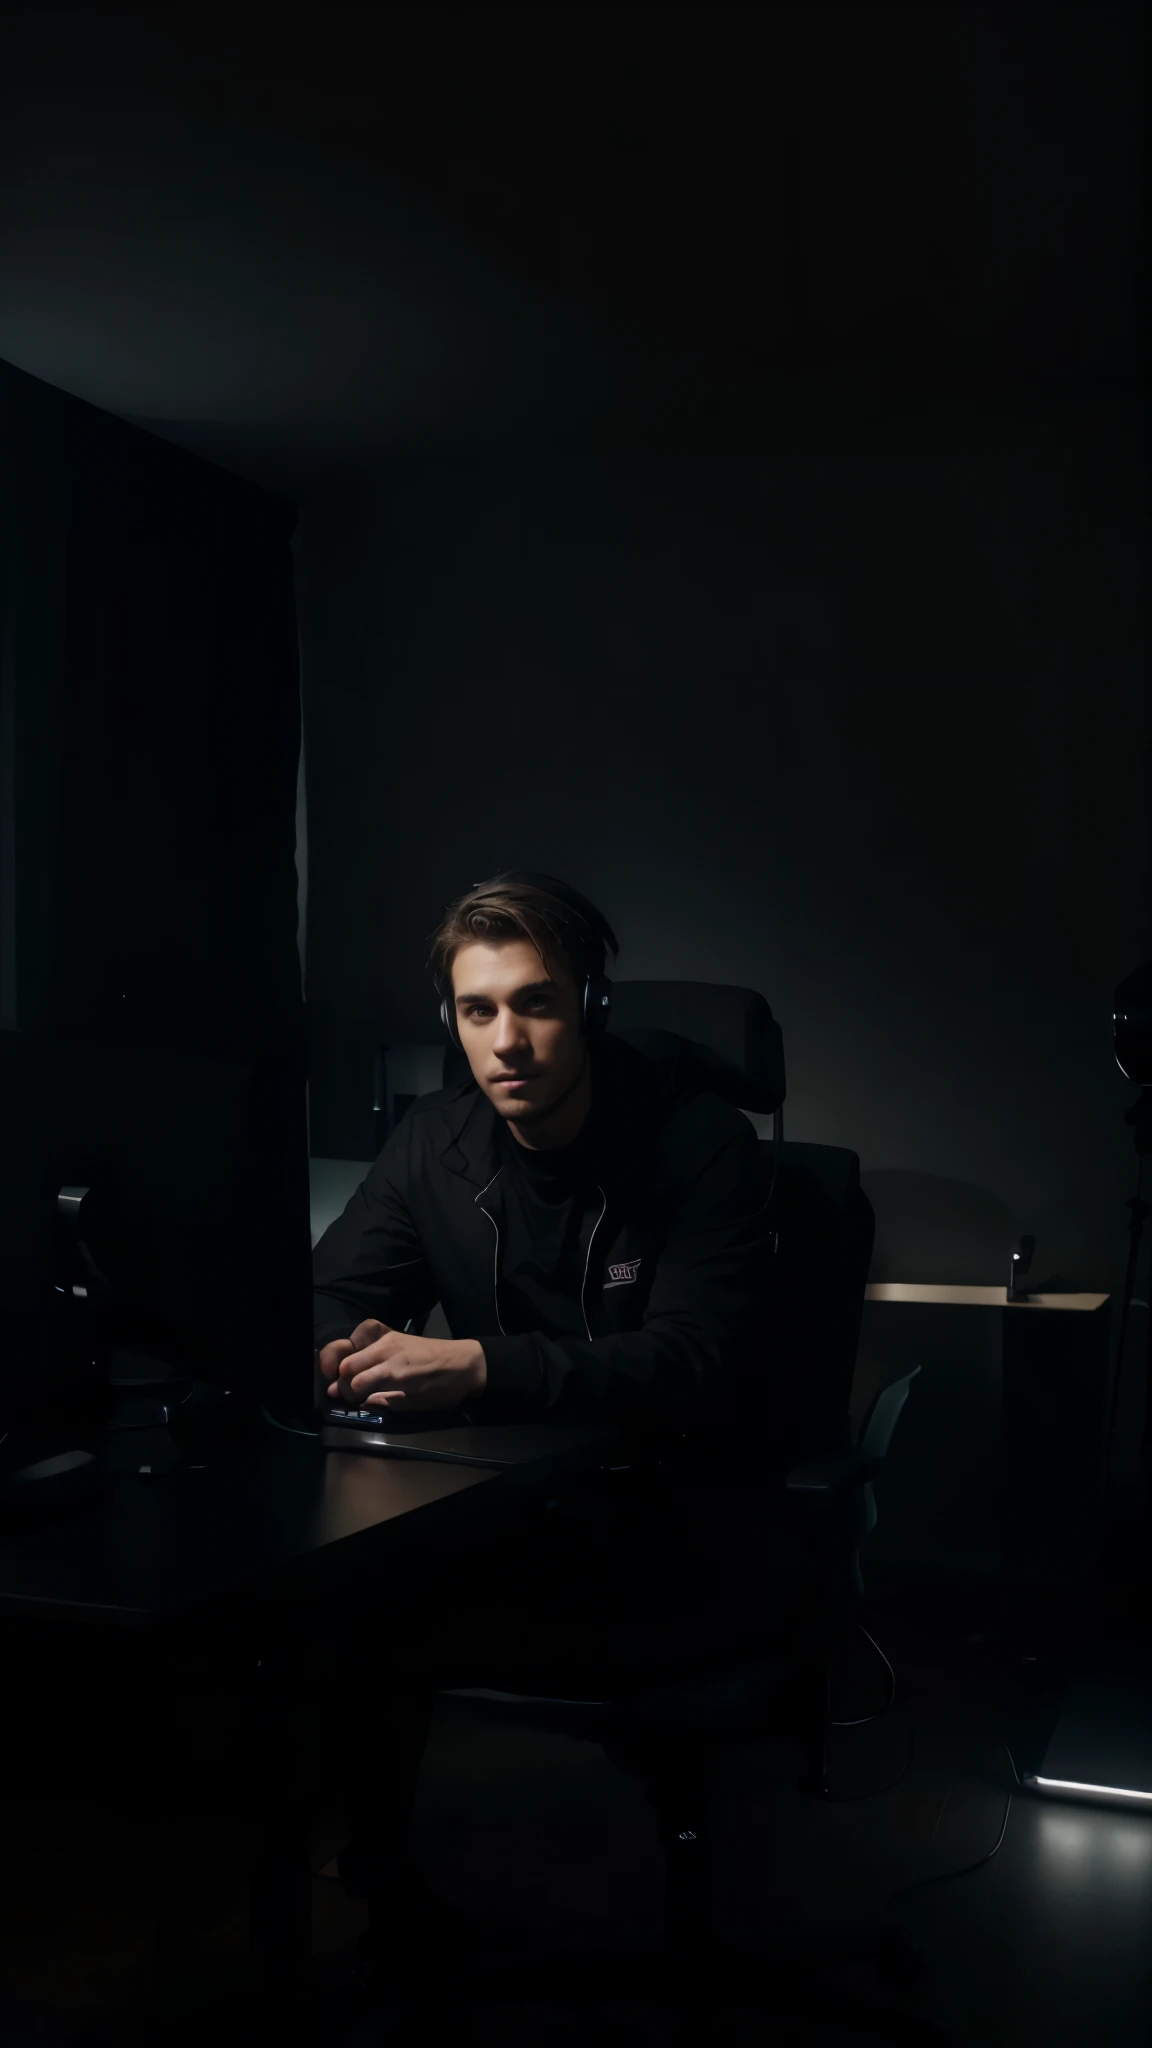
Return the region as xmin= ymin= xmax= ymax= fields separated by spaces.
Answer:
xmin=605 ymin=981 xmax=785 ymax=1115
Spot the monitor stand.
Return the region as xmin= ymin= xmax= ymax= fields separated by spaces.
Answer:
xmin=2 ymin=1327 xmax=249 ymax=1513
xmin=104 ymin=1347 xmax=251 ymax=1471
xmin=106 ymin=1345 xmax=194 ymax=1432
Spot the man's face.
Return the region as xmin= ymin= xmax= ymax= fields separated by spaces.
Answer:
xmin=450 ymin=937 xmax=589 ymax=1139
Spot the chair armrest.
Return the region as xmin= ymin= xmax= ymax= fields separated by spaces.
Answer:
xmin=784 ymin=1448 xmax=881 ymax=1496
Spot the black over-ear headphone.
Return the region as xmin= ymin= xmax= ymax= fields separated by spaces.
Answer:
xmin=436 ymin=871 xmax=619 ymax=1053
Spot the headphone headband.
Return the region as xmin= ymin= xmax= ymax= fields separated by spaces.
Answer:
xmin=467 ymin=871 xmax=619 ymax=972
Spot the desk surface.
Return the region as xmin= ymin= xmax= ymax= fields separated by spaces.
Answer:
xmin=0 ymin=1424 xmax=615 ymax=1632
xmin=865 ymin=1283 xmax=1108 ymax=1311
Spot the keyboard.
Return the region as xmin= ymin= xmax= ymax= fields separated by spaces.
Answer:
xmin=321 ymin=1404 xmax=471 ymax=1435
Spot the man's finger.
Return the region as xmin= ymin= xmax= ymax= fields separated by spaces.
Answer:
xmin=335 ymin=1341 xmax=395 ymax=1402
xmin=327 ymin=1380 xmax=405 ymax=1402
xmin=317 ymin=1338 xmax=355 ymax=1374
xmin=349 ymin=1361 xmax=406 ymax=1394
xmin=339 ymin=1344 xmax=382 ymax=1380
xmin=348 ymin=1359 xmax=421 ymax=1398
xmin=349 ymin=1319 xmax=392 ymax=1349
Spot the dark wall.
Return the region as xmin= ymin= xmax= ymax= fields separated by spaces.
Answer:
xmin=296 ymin=383 xmax=1149 ymax=1470
xmin=1 ymin=357 xmax=305 ymax=1057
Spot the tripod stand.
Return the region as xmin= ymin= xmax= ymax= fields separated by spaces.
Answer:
xmin=1106 ymin=1090 xmax=1152 ymax=1545
xmin=1019 ymin=1087 xmax=1152 ymax=1812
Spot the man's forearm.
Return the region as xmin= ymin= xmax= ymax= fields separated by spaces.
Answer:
xmin=459 ymin=1338 xmax=488 ymax=1397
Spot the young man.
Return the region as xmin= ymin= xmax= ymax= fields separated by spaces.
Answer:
xmin=307 ymin=875 xmax=811 ymax=1998
xmin=313 ymin=874 xmax=775 ymax=1433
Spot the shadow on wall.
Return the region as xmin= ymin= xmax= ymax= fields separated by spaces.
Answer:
xmin=863 ymin=1169 xmax=1071 ymax=1292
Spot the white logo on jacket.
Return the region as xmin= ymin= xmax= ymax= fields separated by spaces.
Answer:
xmin=604 ymin=1258 xmax=642 ymax=1288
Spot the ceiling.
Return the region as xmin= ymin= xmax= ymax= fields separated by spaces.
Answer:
xmin=0 ymin=2 xmax=1143 ymax=497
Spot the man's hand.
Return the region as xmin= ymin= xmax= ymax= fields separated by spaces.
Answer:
xmin=317 ymin=1321 xmax=487 ymax=1412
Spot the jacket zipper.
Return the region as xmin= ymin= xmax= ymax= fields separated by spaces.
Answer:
xmin=580 ymin=1185 xmax=608 ymax=1342
xmin=475 ymin=1172 xmax=507 ymax=1336
xmin=476 ymin=1173 xmax=608 ymax=1344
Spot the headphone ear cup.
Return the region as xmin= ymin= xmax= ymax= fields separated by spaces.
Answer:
xmin=584 ymin=973 xmax=613 ymax=1039
xmin=440 ymin=995 xmax=461 ymax=1050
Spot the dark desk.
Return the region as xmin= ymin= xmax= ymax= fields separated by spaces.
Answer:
xmin=0 ymin=1417 xmax=620 ymax=2033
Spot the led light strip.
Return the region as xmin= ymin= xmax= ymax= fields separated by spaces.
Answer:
xmin=1027 ymin=1776 xmax=1152 ymax=1803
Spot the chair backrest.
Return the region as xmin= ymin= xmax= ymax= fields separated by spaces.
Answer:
xmin=604 ymin=980 xmax=786 ymax=1114
xmin=851 ymin=1364 xmax=922 ymax=1595
xmin=857 ymin=1364 xmax=921 ymax=1468
xmin=605 ymin=985 xmax=873 ymax=1471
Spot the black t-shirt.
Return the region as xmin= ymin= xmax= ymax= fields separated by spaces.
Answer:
xmin=496 ymin=1108 xmax=608 ymax=1342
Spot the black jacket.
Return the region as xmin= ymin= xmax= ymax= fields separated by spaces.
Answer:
xmin=312 ymin=1033 xmax=775 ymax=1430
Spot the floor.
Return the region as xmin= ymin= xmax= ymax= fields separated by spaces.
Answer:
xmin=2 ymin=1567 xmax=1149 ymax=2047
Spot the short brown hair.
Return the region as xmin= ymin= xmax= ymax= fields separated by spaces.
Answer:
xmin=427 ymin=876 xmax=606 ymax=999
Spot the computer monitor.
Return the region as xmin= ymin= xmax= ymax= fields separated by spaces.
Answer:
xmin=0 ymin=1030 xmax=314 ymax=1439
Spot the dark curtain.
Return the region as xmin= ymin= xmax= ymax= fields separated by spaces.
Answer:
xmin=0 ymin=356 xmax=310 ymax=1415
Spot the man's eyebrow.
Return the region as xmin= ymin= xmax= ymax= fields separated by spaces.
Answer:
xmin=454 ymin=979 xmax=558 ymax=1006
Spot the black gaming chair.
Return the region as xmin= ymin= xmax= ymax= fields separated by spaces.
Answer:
xmin=418 ymin=982 xmax=951 ymax=2045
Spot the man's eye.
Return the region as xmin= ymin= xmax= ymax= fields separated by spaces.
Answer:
xmin=468 ymin=998 xmax=547 ymax=1019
